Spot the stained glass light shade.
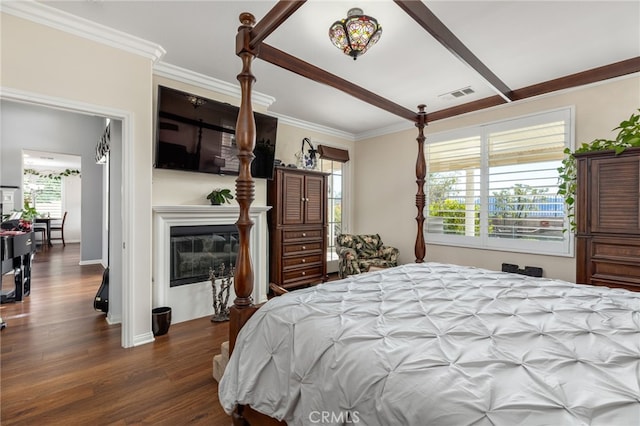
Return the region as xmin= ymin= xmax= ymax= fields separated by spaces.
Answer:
xmin=329 ymin=8 xmax=382 ymax=60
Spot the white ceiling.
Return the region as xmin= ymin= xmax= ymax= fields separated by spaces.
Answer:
xmin=38 ymin=0 xmax=640 ymax=137
xmin=23 ymin=149 xmax=82 ymax=170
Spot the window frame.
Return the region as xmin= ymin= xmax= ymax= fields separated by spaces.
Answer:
xmin=425 ymin=107 xmax=575 ymax=257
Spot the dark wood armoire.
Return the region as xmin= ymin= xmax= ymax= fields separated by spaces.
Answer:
xmin=575 ymin=146 xmax=640 ymax=291
xmin=267 ymin=166 xmax=328 ymax=290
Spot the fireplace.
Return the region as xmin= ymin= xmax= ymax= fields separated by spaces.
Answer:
xmin=153 ymin=205 xmax=270 ymax=324
xmin=170 ymin=224 xmax=238 ymax=287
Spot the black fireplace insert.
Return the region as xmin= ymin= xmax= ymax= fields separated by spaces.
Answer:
xmin=170 ymin=224 xmax=238 ymax=287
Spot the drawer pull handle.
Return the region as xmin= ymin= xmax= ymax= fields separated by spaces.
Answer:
xmin=301 ymin=271 xmax=306 ymax=276
xmin=301 ymin=259 xmax=306 ymax=263
xmin=302 ymin=233 xmax=306 ymax=237
xmin=302 ymin=246 xmax=306 ymax=250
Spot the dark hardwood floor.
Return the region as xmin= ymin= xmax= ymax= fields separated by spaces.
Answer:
xmin=1 ymin=244 xmax=231 ymax=425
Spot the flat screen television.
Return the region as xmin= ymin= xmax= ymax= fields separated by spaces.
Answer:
xmin=155 ymin=85 xmax=277 ymax=179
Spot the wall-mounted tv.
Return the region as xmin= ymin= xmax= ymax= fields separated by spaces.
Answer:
xmin=155 ymin=85 xmax=277 ymax=179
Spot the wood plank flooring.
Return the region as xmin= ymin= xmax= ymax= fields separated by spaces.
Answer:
xmin=1 ymin=244 xmax=231 ymax=425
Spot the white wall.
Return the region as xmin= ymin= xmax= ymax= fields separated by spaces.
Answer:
xmin=354 ymin=76 xmax=640 ymax=283
xmin=64 ymin=174 xmax=81 ymax=243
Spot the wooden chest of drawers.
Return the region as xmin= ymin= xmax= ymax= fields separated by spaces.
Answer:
xmin=575 ymin=147 xmax=640 ymax=292
xmin=268 ymin=167 xmax=328 ymax=289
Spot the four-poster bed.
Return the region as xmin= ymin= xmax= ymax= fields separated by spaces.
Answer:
xmin=221 ymin=2 xmax=640 ymax=425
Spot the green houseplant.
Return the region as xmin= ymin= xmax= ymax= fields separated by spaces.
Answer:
xmin=558 ymin=109 xmax=640 ymax=231
xmin=21 ymin=200 xmax=39 ymax=221
xmin=206 ymin=188 xmax=234 ymax=205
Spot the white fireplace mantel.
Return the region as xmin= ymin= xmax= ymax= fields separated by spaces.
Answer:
xmin=152 ymin=205 xmax=271 ymax=324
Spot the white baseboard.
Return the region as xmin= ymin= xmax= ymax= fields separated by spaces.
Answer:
xmin=106 ymin=312 xmax=122 ymax=325
xmin=133 ymin=332 xmax=155 ymax=347
xmin=79 ymin=259 xmax=104 ymax=266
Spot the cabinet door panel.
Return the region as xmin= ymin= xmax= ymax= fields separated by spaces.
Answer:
xmin=282 ymin=173 xmax=304 ymax=225
xmin=305 ymin=174 xmax=325 ymax=224
xmin=591 ymin=157 xmax=640 ymax=234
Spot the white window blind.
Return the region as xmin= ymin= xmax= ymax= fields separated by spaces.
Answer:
xmin=23 ymin=173 xmax=63 ymax=218
xmin=488 ymin=121 xmax=566 ymax=243
xmin=426 ymin=108 xmax=573 ymax=256
xmin=428 ymin=135 xmax=480 ymax=236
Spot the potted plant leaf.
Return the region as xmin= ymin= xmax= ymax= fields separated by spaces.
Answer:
xmin=206 ymin=188 xmax=234 ymax=205
xmin=558 ymin=109 xmax=640 ymax=231
xmin=21 ymin=200 xmax=39 ymax=221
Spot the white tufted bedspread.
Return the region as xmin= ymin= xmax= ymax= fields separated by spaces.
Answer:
xmin=219 ymin=262 xmax=640 ymax=426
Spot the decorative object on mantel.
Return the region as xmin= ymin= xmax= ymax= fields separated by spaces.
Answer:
xmin=209 ymin=263 xmax=233 ymax=322
xmin=206 ymin=188 xmax=234 ymax=205
xmin=185 ymin=93 xmax=207 ymax=108
xmin=329 ymin=7 xmax=382 ymax=60
xmin=557 ymin=109 xmax=640 ymax=231
xmin=295 ymin=137 xmax=318 ymax=170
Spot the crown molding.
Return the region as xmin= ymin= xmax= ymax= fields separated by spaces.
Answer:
xmin=1 ymin=0 xmax=166 ymax=62
xmin=355 ymin=120 xmax=415 ymax=141
xmin=272 ymin=113 xmax=355 ymax=141
xmin=153 ymin=62 xmax=276 ymax=109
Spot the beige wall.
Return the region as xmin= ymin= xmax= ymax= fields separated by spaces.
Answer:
xmin=2 ymin=12 xmax=154 ymax=345
xmin=355 ymin=76 xmax=640 ymax=282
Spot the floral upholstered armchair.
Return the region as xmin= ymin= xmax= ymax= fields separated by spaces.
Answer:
xmin=336 ymin=233 xmax=399 ymax=278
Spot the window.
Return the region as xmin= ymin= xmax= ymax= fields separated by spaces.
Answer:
xmin=426 ymin=108 xmax=573 ymax=256
xmin=22 ymin=166 xmax=81 ymax=219
xmin=318 ymin=144 xmax=350 ymax=263
xmin=23 ymin=171 xmax=63 ymax=218
xmin=320 ymin=159 xmax=343 ymax=262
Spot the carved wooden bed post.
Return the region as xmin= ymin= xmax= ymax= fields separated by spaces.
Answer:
xmin=414 ymin=104 xmax=427 ymax=263
xmin=229 ymin=12 xmax=259 ymax=357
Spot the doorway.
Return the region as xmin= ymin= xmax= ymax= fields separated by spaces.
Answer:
xmin=22 ymin=149 xmax=81 ymax=249
xmin=1 ymin=96 xmax=128 ymax=345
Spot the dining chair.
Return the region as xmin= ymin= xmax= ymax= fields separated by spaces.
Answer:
xmin=32 ymin=222 xmax=48 ymax=250
xmin=50 ymin=211 xmax=67 ymax=246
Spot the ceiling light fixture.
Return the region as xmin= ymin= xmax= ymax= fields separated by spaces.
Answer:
xmin=329 ymin=8 xmax=382 ymax=60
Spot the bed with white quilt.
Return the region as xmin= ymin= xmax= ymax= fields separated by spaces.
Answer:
xmin=219 ymin=262 xmax=640 ymax=425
